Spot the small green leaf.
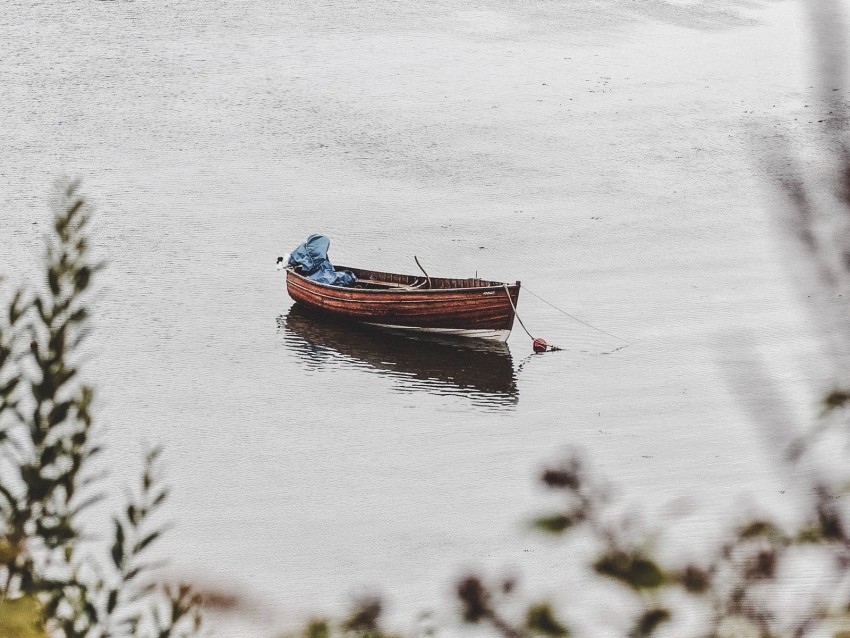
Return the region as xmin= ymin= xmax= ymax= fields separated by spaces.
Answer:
xmin=796 ymin=526 xmax=825 ymax=544
xmin=823 ymin=389 xmax=850 ymax=413
xmin=679 ymin=565 xmax=710 ymax=593
xmin=631 ymin=608 xmax=670 ymax=637
xmin=83 ymin=601 xmax=98 ymax=625
xmin=111 ymin=518 xmax=125 ymax=568
xmin=594 ymin=551 xmax=666 ymax=590
xmin=74 ymin=267 xmax=91 ymax=293
xmin=0 ymin=537 xmax=19 ymax=564
xmin=457 ymin=577 xmax=489 ymax=623
xmin=47 ymin=401 xmax=72 ymax=427
xmin=70 ymin=428 xmax=87 ymax=447
xmin=301 ymin=618 xmax=329 ymax=638
xmin=134 ymin=530 xmax=161 ymax=555
xmin=39 ymin=444 xmax=58 ymax=468
xmin=68 ymin=308 xmax=88 ymax=324
xmin=107 ymin=589 xmax=119 ymax=614
xmin=541 ymin=468 xmax=580 ymax=490
xmin=738 ymin=520 xmax=782 ymax=541
xmin=532 ymin=515 xmax=574 ymax=534
xmin=152 ymin=488 xmax=169 ymax=508
xmin=526 ymin=603 xmax=569 ymax=637
xmin=47 ymin=269 xmax=60 ymax=296
xmin=9 ymin=290 xmax=25 ymax=324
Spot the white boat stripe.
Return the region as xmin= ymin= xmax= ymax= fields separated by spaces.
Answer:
xmin=363 ymin=323 xmax=511 ymax=342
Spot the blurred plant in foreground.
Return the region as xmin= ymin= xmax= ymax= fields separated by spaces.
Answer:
xmin=0 ymin=182 xmax=201 ymax=637
xmin=289 ymin=597 xmax=407 ymax=638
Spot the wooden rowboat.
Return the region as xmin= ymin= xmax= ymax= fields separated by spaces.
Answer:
xmin=285 ymin=265 xmax=521 ymax=342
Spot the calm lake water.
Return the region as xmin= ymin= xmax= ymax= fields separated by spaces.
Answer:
xmin=1 ymin=0 xmax=840 ymax=634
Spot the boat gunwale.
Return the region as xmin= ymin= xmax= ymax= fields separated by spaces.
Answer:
xmin=286 ymin=266 xmax=520 ymax=294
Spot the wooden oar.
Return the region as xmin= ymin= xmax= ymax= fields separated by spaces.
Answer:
xmin=414 ymin=255 xmax=432 ymax=289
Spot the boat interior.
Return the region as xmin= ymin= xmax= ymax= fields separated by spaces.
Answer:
xmin=288 ymin=264 xmax=514 ymax=290
xmin=339 ymin=266 xmax=509 ymax=291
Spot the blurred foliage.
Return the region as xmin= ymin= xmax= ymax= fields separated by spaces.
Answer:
xmin=0 ymin=595 xmax=47 ymax=638
xmin=0 ymin=182 xmax=201 ymax=637
xmin=280 ymin=598 xmax=403 ymax=638
xmin=524 ymin=604 xmax=569 ymax=638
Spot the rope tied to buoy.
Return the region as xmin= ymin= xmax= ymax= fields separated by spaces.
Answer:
xmin=523 ymin=285 xmax=628 ymax=343
xmin=503 ymin=285 xmax=562 ymax=353
xmin=503 ymin=284 xmax=632 ymax=354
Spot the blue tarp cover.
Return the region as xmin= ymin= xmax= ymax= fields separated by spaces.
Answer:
xmin=288 ymin=234 xmax=357 ymax=287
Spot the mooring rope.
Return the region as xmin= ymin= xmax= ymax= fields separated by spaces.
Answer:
xmin=503 ymin=285 xmax=562 ymax=352
xmin=504 ymin=284 xmax=634 ymax=353
xmin=522 ymin=284 xmax=629 ymax=343
xmin=503 ymin=284 xmax=536 ymax=341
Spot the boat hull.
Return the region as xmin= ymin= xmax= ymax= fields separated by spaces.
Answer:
xmin=285 ymin=266 xmax=520 ymax=342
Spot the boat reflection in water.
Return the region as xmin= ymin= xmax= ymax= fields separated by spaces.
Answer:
xmin=280 ymin=304 xmax=518 ymax=408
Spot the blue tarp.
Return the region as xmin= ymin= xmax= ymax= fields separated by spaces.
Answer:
xmin=288 ymin=234 xmax=357 ymax=287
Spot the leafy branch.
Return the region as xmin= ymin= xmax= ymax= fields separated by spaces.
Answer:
xmin=0 ymin=182 xmax=201 ymax=637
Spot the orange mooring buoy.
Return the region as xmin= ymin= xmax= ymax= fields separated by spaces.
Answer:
xmin=532 ymin=337 xmax=548 ymax=353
